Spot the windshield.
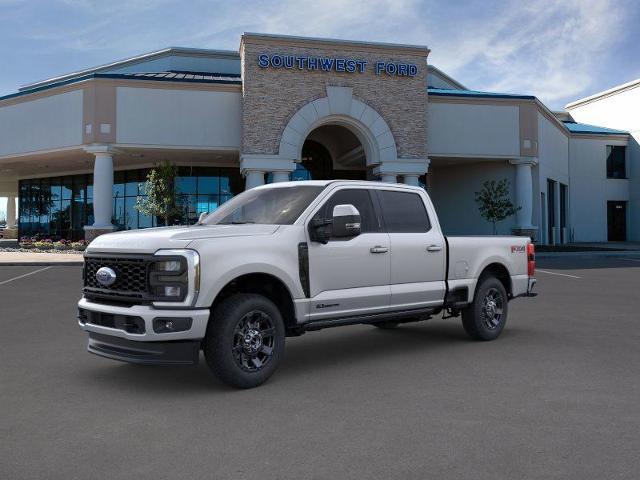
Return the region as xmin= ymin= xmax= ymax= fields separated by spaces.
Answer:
xmin=202 ymin=185 xmax=325 ymax=225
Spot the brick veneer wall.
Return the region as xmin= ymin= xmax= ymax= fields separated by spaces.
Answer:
xmin=240 ymin=36 xmax=428 ymax=160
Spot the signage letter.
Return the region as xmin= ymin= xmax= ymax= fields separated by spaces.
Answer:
xmin=320 ymin=57 xmax=335 ymax=71
xmin=284 ymin=56 xmax=295 ymax=69
xmin=258 ymin=54 xmax=269 ymax=68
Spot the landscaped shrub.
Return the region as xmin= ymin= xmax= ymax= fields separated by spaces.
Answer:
xmin=33 ymin=241 xmax=54 ymax=250
xmin=70 ymin=241 xmax=88 ymax=251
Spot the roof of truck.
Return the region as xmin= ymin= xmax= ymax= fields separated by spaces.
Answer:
xmin=255 ymin=179 xmax=424 ymax=191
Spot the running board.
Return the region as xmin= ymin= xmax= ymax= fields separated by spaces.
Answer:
xmin=301 ymin=308 xmax=436 ymax=332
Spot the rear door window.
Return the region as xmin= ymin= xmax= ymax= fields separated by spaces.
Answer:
xmin=377 ymin=190 xmax=431 ymax=233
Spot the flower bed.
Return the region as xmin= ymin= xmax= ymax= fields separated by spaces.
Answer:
xmin=16 ymin=236 xmax=88 ymax=253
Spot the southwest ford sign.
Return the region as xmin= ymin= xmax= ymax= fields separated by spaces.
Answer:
xmin=257 ymin=54 xmax=418 ymax=77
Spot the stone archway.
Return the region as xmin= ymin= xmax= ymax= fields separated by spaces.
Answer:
xmin=278 ymin=86 xmax=398 ymax=168
xmin=240 ymin=85 xmax=430 ymax=189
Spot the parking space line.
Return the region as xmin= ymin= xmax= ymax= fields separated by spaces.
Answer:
xmin=536 ymin=269 xmax=581 ymax=279
xmin=0 ymin=266 xmax=52 ymax=286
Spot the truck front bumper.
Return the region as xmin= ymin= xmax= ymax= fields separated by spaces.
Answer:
xmin=77 ymin=297 xmax=211 ymax=365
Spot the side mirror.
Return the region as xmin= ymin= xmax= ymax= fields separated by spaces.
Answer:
xmin=309 ymin=217 xmax=332 ymax=244
xmin=332 ymin=204 xmax=361 ymax=238
xmin=196 ymin=212 xmax=208 ymax=225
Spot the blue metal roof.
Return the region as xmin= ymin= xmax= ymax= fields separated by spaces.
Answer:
xmin=428 ymin=87 xmax=535 ymax=100
xmin=0 ymin=71 xmax=242 ymax=102
xmin=562 ymin=121 xmax=628 ymax=135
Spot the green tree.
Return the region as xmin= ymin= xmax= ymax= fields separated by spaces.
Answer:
xmin=135 ymin=161 xmax=183 ymax=226
xmin=474 ymin=179 xmax=520 ymax=235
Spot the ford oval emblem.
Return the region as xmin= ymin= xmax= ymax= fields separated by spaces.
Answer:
xmin=96 ymin=267 xmax=117 ymax=287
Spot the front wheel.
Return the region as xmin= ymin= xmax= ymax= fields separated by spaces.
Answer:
xmin=461 ymin=276 xmax=508 ymax=341
xmin=203 ymin=293 xmax=285 ymax=388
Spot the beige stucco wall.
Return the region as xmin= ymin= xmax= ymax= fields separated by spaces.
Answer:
xmin=240 ymin=36 xmax=428 ymax=160
xmin=427 ymin=101 xmax=520 ymax=157
xmin=567 ymin=86 xmax=640 ymax=241
xmin=116 ymin=86 xmax=242 ymax=148
xmin=0 ymin=90 xmax=83 ymax=157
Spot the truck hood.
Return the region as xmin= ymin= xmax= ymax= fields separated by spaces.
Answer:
xmin=86 ymin=224 xmax=280 ymax=254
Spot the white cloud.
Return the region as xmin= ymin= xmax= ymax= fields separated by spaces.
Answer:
xmin=3 ymin=0 xmax=635 ymax=108
xmin=426 ymin=0 xmax=631 ymax=107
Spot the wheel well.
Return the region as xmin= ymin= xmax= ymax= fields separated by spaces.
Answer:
xmin=479 ymin=263 xmax=512 ymax=296
xmin=211 ymin=273 xmax=297 ymax=332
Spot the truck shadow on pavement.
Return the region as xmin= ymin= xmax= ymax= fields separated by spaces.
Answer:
xmin=80 ymin=320 xmax=532 ymax=392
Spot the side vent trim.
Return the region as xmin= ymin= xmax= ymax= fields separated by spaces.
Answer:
xmin=298 ymin=242 xmax=310 ymax=298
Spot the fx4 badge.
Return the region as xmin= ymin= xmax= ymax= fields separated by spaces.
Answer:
xmin=511 ymin=245 xmax=525 ymax=253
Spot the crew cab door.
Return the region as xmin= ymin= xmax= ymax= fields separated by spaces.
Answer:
xmin=305 ymin=187 xmax=391 ymax=321
xmin=375 ymin=188 xmax=446 ymax=308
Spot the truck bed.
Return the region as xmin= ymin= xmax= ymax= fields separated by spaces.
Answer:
xmin=445 ymin=235 xmax=531 ymax=300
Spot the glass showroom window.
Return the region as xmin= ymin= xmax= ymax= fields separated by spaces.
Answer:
xmin=175 ymin=167 xmax=242 ymax=224
xmin=606 ymin=146 xmax=626 ymax=179
xmin=19 ymin=174 xmax=92 ymax=240
xmin=18 ymin=166 xmax=242 ymax=239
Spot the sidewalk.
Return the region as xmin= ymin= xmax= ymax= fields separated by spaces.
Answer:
xmin=0 ymin=251 xmax=84 ymax=266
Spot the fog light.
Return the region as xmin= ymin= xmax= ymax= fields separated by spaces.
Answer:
xmin=164 ymin=286 xmax=181 ymax=297
xmin=157 ymin=260 xmax=182 ymax=272
xmin=153 ymin=317 xmax=193 ymax=333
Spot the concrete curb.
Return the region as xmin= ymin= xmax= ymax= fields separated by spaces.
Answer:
xmin=537 ymin=251 xmax=640 ymax=258
xmin=0 ymin=261 xmax=84 ymax=266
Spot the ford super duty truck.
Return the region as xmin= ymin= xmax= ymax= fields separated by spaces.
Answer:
xmin=78 ymin=180 xmax=536 ymax=388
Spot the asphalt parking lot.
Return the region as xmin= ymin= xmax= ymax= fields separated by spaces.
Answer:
xmin=1 ymin=256 xmax=639 ymax=479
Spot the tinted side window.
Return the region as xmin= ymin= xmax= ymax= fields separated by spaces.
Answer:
xmin=378 ymin=190 xmax=431 ymax=233
xmin=315 ymin=189 xmax=380 ymax=233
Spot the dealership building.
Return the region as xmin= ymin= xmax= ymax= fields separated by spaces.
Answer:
xmin=0 ymin=33 xmax=637 ymax=243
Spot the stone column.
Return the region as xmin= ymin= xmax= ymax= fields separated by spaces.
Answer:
xmin=509 ymin=158 xmax=538 ymax=239
xmin=380 ymin=174 xmax=397 ymax=183
xmin=374 ymin=158 xmax=429 ymax=186
xmin=6 ymin=195 xmax=16 ymax=229
xmin=402 ymin=174 xmax=420 ymax=187
xmin=244 ymin=170 xmax=265 ymax=190
xmin=271 ymin=171 xmax=290 ymax=183
xmin=84 ymin=145 xmax=117 ymax=241
xmin=240 ymin=154 xmax=295 ymax=191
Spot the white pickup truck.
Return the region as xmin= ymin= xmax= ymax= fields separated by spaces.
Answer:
xmin=78 ymin=180 xmax=536 ymax=388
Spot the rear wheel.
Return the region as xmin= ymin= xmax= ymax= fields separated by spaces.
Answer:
xmin=461 ymin=276 xmax=508 ymax=341
xmin=203 ymin=293 xmax=285 ymax=388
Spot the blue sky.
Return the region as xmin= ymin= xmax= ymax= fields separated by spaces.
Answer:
xmin=1 ymin=0 xmax=639 ymax=217
xmin=1 ymin=0 xmax=639 ymax=107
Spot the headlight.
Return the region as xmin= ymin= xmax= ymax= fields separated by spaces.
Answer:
xmin=156 ymin=260 xmax=182 ymax=272
xmin=151 ymin=250 xmax=200 ymax=308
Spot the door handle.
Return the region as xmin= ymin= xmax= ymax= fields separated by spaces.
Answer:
xmin=370 ymin=246 xmax=388 ymax=254
xmin=427 ymin=245 xmax=443 ymax=252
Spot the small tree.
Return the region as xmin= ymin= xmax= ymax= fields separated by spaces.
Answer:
xmin=474 ymin=179 xmax=520 ymax=234
xmin=136 ymin=161 xmax=183 ymax=226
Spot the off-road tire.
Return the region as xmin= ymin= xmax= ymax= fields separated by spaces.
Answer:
xmin=203 ymin=293 xmax=285 ymax=388
xmin=461 ymin=276 xmax=509 ymax=341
